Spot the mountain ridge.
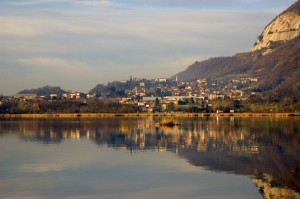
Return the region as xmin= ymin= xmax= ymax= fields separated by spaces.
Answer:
xmin=174 ymin=0 xmax=300 ymax=97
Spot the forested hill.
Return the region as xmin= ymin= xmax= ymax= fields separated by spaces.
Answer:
xmin=18 ymin=85 xmax=65 ymax=96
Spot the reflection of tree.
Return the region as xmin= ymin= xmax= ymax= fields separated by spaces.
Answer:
xmin=1 ymin=117 xmax=299 ymax=198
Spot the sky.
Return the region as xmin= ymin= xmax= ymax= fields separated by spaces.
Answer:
xmin=0 ymin=0 xmax=297 ymax=95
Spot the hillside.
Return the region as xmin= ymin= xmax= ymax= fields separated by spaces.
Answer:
xmin=174 ymin=1 xmax=300 ymax=97
xmin=176 ymin=35 xmax=300 ymax=91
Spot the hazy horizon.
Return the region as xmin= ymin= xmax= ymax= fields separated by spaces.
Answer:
xmin=0 ymin=0 xmax=296 ymax=95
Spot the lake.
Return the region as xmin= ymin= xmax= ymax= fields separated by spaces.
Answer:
xmin=0 ymin=117 xmax=299 ymax=199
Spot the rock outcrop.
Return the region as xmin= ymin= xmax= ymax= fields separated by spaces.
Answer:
xmin=252 ymin=0 xmax=300 ymax=52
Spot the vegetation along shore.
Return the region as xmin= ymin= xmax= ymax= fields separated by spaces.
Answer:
xmin=1 ymin=112 xmax=300 ymax=119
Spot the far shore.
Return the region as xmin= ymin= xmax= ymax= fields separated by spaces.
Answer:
xmin=1 ymin=112 xmax=300 ymax=119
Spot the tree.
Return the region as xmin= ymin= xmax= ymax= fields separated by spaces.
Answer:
xmin=156 ymin=88 xmax=162 ymax=96
xmin=155 ymin=98 xmax=160 ymax=106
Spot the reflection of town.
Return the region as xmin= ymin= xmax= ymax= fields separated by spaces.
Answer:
xmin=7 ymin=118 xmax=260 ymax=153
xmin=1 ymin=117 xmax=299 ymax=199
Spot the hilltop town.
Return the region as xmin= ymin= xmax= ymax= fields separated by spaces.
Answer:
xmin=2 ymin=75 xmax=292 ymax=114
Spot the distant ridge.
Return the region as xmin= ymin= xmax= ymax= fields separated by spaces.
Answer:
xmin=18 ymin=85 xmax=65 ymax=96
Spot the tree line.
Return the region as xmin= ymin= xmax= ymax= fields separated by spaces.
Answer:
xmin=0 ymin=99 xmax=138 ymax=114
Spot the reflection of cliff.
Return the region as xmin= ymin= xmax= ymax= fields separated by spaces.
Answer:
xmin=176 ymin=118 xmax=300 ymax=198
xmin=0 ymin=117 xmax=299 ymax=198
xmin=253 ymin=174 xmax=300 ymax=199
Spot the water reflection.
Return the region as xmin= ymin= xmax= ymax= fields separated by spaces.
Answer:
xmin=0 ymin=117 xmax=299 ymax=199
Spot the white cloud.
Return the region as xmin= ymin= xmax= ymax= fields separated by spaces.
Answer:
xmin=73 ymin=0 xmax=124 ymax=8
xmin=0 ymin=17 xmax=45 ymax=37
xmin=1 ymin=0 xmax=296 ymax=9
xmin=3 ymin=0 xmax=64 ymax=6
xmin=20 ymin=163 xmax=67 ymax=173
xmin=18 ymin=57 xmax=101 ymax=80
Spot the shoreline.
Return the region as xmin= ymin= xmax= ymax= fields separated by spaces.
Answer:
xmin=1 ymin=112 xmax=300 ymax=118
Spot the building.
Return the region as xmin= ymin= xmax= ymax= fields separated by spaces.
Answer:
xmin=156 ymin=78 xmax=167 ymax=83
xmin=13 ymin=94 xmax=37 ymax=100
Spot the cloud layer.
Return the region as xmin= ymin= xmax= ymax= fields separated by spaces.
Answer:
xmin=0 ymin=0 xmax=296 ymax=94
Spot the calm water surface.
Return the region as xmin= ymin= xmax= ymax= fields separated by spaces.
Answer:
xmin=0 ymin=117 xmax=299 ymax=199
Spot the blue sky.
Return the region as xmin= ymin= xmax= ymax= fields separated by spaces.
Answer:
xmin=0 ymin=0 xmax=296 ymax=94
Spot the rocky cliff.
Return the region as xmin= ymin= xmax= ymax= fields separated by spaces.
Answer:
xmin=252 ymin=0 xmax=300 ymax=52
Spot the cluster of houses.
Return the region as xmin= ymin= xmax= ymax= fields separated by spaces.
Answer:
xmin=1 ymin=76 xmax=260 ymax=113
xmin=10 ymin=91 xmax=95 ymax=101
xmin=116 ymin=76 xmax=260 ymax=112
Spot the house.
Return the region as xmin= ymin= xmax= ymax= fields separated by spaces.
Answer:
xmin=13 ymin=94 xmax=37 ymax=100
xmin=155 ymin=78 xmax=167 ymax=83
xmin=50 ymin=94 xmax=58 ymax=99
xmin=62 ymin=91 xmax=77 ymax=99
xmin=87 ymin=93 xmax=96 ymax=98
xmin=209 ymin=94 xmax=225 ymax=100
xmin=143 ymin=97 xmax=161 ymax=102
xmin=250 ymin=77 xmax=259 ymax=82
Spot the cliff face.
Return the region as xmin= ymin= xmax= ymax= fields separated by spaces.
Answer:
xmin=252 ymin=0 xmax=300 ymax=52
